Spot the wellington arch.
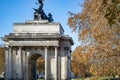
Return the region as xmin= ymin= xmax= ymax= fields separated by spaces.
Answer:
xmin=2 ymin=0 xmax=74 ymax=80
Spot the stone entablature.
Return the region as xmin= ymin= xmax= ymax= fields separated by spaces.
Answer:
xmin=3 ymin=32 xmax=74 ymax=47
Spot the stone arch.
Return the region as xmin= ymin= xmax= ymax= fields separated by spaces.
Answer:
xmin=27 ymin=53 xmax=45 ymax=80
xmin=3 ymin=20 xmax=73 ymax=80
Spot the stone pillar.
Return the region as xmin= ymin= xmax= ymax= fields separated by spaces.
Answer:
xmin=55 ymin=46 xmax=58 ymax=80
xmin=58 ymin=57 xmax=61 ymax=80
xmin=68 ymin=48 xmax=71 ymax=79
xmin=45 ymin=47 xmax=48 ymax=80
xmin=61 ymin=46 xmax=68 ymax=80
xmin=8 ymin=47 xmax=12 ymax=79
xmin=26 ymin=49 xmax=29 ymax=80
xmin=12 ymin=48 xmax=17 ymax=79
xmin=5 ymin=47 xmax=9 ymax=80
xmin=22 ymin=49 xmax=26 ymax=80
xmin=18 ymin=46 xmax=23 ymax=80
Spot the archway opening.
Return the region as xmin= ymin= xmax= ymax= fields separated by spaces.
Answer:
xmin=28 ymin=54 xmax=45 ymax=80
xmin=36 ymin=56 xmax=45 ymax=79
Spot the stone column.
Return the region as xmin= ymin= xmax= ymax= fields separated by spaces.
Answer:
xmin=45 ymin=47 xmax=48 ymax=80
xmin=25 ymin=49 xmax=29 ymax=80
xmin=61 ymin=46 xmax=68 ymax=80
xmin=12 ymin=48 xmax=17 ymax=79
xmin=5 ymin=47 xmax=9 ymax=80
xmin=55 ymin=46 xmax=58 ymax=80
xmin=8 ymin=47 xmax=12 ymax=79
xmin=68 ymin=48 xmax=71 ymax=79
xmin=22 ymin=49 xmax=26 ymax=80
xmin=18 ymin=46 xmax=23 ymax=79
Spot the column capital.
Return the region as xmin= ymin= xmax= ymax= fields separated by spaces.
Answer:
xmin=4 ymin=47 xmax=9 ymax=50
xmin=44 ymin=46 xmax=48 ymax=48
xmin=54 ymin=46 xmax=59 ymax=48
xmin=8 ymin=46 xmax=12 ymax=48
xmin=18 ymin=46 xmax=23 ymax=51
xmin=18 ymin=46 xmax=23 ymax=48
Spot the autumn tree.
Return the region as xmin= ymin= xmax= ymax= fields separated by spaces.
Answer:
xmin=69 ymin=0 xmax=120 ymax=77
xmin=71 ymin=46 xmax=87 ymax=77
xmin=0 ymin=47 xmax=5 ymax=74
xmin=36 ymin=57 xmax=45 ymax=72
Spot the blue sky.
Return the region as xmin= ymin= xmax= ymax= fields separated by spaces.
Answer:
xmin=0 ymin=0 xmax=83 ymax=50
